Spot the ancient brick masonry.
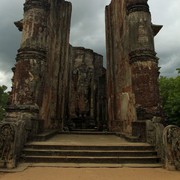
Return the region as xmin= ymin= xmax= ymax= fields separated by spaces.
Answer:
xmin=12 ymin=0 xmax=49 ymax=105
xmin=105 ymin=0 xmax=162 ymax=136
xmin=127 ymin=0 xmax=162 ymax=120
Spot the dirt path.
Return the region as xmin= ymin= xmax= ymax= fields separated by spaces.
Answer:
xmin=0 ymin=167 xmax=180 ymax=180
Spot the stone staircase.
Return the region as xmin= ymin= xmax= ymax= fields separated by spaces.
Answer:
xmin=21 ymin=133 xmax=161 ymax=166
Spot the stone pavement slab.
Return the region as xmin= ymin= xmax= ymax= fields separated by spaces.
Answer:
xmin=0 ymin=167 xmax=180 ymax=180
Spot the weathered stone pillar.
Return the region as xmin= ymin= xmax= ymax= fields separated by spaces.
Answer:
xmin=105 ymin=0 xmax=137 ymax=134
xmin=40 ymin=0 xmax=72 ymax=129
xmin=12 ymin=0 xmax=48 ymax=106
xmin=127 ymin=0 xmax=162 ymax=120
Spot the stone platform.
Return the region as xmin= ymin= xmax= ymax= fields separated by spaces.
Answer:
xmin=20 ymin=133 xmax=161 ymax=168
xmin=45 ymin=134 xmax=128 ymax=146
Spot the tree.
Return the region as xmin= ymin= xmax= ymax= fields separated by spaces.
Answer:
xmin=159 ymin=70 xmax=180 ymax=126
xmin=0 ymin=85 xmax=8 ymax=121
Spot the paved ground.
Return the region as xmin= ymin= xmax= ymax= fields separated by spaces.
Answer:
xmin=28 ymin=134 xmax=149 ymax=146
xmin=47 ymin=134 xmax=128 ymax=145
xmin=0 ymin=167 xmax=180 ymax=180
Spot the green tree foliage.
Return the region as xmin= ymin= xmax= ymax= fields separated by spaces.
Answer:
xmin=159 ymin=70 xmax=180 ymax=126
xmin=0 ymin=85 xmax=8 ymax=121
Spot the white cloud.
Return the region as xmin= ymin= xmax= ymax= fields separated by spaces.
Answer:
xmin=149 ymin=0 xmax=180 ymax=76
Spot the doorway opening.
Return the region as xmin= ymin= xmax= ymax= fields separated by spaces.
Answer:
xmin=66 ymin=0 xmax=111 ymax=131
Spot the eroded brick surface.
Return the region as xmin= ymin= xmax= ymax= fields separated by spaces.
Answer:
xmin=105 ymin=0 xmax=162 ymax=134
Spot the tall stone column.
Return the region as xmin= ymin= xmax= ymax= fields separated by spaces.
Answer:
xmin=12 ymin=0 xmax=48 ymax=106
xmin=40 ymin=0 xmax=72 ymax=129
xmin=127 ymin=0 xmax=162 ymax=120
xmin=105 ymin=0 xmax=137 ymax=134
xmin=106 ymin=0 xmax=161 ymax=136
xmin=126 ymin=0 xmax=162 ymax=141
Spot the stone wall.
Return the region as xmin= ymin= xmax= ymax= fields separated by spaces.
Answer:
xmin=68 ymin=46 xmax=106 ymax=130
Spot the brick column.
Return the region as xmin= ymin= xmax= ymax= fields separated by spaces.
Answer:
xmin=11 ymin=0 xmax=49 ymax=105
xmin=127 ymin=0 xmax=162 ymax=120
xmin=127 ymin=0 xmax=162 ymax=141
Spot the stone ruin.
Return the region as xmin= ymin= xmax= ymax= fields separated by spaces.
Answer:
xmin=0 ymin=0 xmax=179 ymax=170
xmin=69 ymin=46 xmax=106 ymax=130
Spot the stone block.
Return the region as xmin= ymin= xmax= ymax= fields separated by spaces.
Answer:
xmin=132 ymin=121 xmax=146 ymax=142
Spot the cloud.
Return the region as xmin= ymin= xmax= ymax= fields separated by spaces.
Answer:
xmin=0 ymin=0 xmax=23 ymax=89
xmin=149 ymin=0 xmax=180 ymax=76
xmin=70 ymin=0 xmax=110 ymax=59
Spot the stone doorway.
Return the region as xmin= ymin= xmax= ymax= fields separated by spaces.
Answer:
xmin=66 ymin=0 xmax=110 ymax=132
xmin=67 ymin=47 xmax=107 ymax=131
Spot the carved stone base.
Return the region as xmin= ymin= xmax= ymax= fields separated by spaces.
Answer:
xmin=6 ymin=159 xmax=16 ymax=169
xmin=163 ymin=125 xmax=180 ymax=171
xmin=0 ymin=104 xmax=40 ymax=169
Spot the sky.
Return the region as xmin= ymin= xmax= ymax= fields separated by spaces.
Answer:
xmin=0 ymin=0 xmax=180 ymax=90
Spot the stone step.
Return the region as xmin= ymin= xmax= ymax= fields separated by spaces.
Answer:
xmin=70 ymin=129 xmax=97 ymax=132
xmin=22 ymin=155 xmax=160 ymax=164
xmin=34 ymin=130 xmax=59 ymax=141
xmin=23 ymin=148 xmax=157 ymax=157
xmin=22 ymin=136 xmax=161 ymax=166
xmin=60 ymin=131 xmax=115 ymax=135
xmin=24 ymin=143 xmax=155 ymax=151
xmin=29 ymin=162 xmax=163 ymax=168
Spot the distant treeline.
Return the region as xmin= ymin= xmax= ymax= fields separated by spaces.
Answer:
xmin=159 ymin=69 xmax=180 ymax=127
